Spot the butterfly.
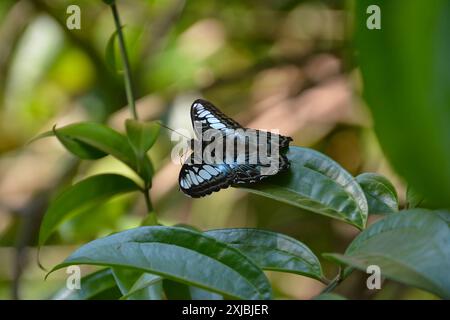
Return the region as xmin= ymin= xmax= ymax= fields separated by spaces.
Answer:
xmin=178 ymin=99 xmax=292 ymax=198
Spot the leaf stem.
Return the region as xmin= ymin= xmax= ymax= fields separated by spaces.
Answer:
xmin=143 ymin=187 xmax=153 ymax=213
xmin=110 ymin=3 xmax=138 ymax=120
xmin=320 ymin=267 xmax=348 ymax=294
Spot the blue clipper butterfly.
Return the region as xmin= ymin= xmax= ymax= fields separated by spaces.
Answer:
xmin=179 ymin=99 xmax=292 ymax=198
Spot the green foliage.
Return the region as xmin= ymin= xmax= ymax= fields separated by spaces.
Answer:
xmin=20 ymin=0 xmax=449 ymax=301
xmin=112 ymin=267 xmax=163 ymax=300
xmin=243 ymin=147 xmax=368 ymax=229
xmin=356 ymin=173 xmax=398 ymax=214
xmin=39 ymin=174 xmax=141 ymax=246
xmin=125 ymin=119 xmax=160 ymax=175
xmin=206 ymin=228 xmax=324 ymax=281
xmin=313 ymin=293 xmax=347 ymax=300
xmin=34 ymin=122 xmax=153 ymax=183
xmin=324 ymin=210 xmax=450 ymax=299
xmin=355 ymin=0 xmax=450 ymax=208
xmin=105 ymin=28 xmax=122 ymax=73
xmin=48 ymin=226 xmax=273 ymax=300
xmin=52 ymin=269 xmax=121 ymax=300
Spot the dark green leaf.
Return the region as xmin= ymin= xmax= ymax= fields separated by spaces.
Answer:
xmin=163 ymin=279 xmax=192 ymax=300
xmin=39 ymin=174 xmax=140 ymax=246
xmin=162 ymin=280 xmax=223 ymax=300
xmin=242 ymin=147 xmax=368 ymax=229
xmin=52 ymin=269 xmax=121 ymax=300
xmin=112 ymin=267 xmax=163 ymax=300
xmin=48 ymin=226 xmax=272 ymax=300
xmin=206 ymin=228 xmax=324 ymax=281
xmin=356 ymin=173 xmax=398 ymax=214
xmin=355 ymin=0 xmax=450 ymax=207
xmin=324 ymin=209 xmax=450 ymax=299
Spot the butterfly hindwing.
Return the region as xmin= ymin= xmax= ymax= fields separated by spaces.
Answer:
xmin=179 ymin=154 xmax=235 ymax=198
xmin=231 ymin=154 xmax=290 ymax=185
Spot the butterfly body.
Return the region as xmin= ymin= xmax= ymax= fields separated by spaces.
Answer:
xmin=179 ymin=99 xmax=292 ymax=198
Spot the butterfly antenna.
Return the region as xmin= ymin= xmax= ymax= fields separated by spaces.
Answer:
xmin=156 ymin=121 xmax=191 ymax=140
xmin=155 ymin=121 xmax=192 ymax=165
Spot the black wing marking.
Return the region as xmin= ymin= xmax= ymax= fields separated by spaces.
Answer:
xmin=179 ymin=154 xmax=235 ymax=198
xmin=191 ymin=99 xmax=242 ymax=137
xmin=230 ymin=154 xmax=290 ymax=185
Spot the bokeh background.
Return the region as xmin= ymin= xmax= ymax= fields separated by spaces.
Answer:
xmin=0 ymin=0 xmax=440 ymax=299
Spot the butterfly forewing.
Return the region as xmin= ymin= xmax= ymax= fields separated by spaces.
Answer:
xmin=191 ymin=99 xmax=242 ymax=137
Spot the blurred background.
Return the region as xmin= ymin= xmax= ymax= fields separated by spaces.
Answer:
xmin=0 ymin=0 xmax=439 ymax=299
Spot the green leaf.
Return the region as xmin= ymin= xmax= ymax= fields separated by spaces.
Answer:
xmin=112 ymin=267 xmax=163 ymax=300
xmin=48 ymin=226 xmax=272 ymax=300
xmin=324 ymin=209 xmax=450 ymax=299
xmin=355 ymin=0 xmax=450 ymax=207
xmin=52 ymin=269 xmax=121 ymax=300
xmin=39 ymin=174 xmax=140 ymax=246
xmin=313 ymin=293 xmax=347 ymax=300
xmin=42 ymin=122 xmax=153 ymax=182
xmin=163 ymin=279 xmax=193 ymax=300
xmin=105 ymin=27 xmax=124 ymax=73
xmin=406 ymin=186 xmax=438 ymax=209
xmin=189 ymin=287 xmax=223 ymax=300
xmin=125 ymin=119 xmax=160 ymax=156
xmin=206 ymin=228 xmax=324 ymax=281
xmin=162 ymin=280 xmax=223 ymax=300
xmin=125 ymin=119 xmax=159 ymax=180
xmin=53 ymin=126 xmax=108 ymax=159
xmin=242 ymin=147 xmax=368 ymax=229
xmin=356 ymin=173 xmax=398 ymax=214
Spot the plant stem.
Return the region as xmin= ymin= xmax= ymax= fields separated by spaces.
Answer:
xmin=320 ymin=267 xmax=348 ymax=294
xmin=109 ymin=2 xmax=155 ymax=220
xmin=143 ymin=187 xmax=153 ymax=213
xmin=110 ymin=3 xmax=138 ymax=120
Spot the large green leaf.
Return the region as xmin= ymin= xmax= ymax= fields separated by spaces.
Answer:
xmin=356 ymin=173 xmax=398 ymax=214
xmin=162 ymin=279 xmax=223 ymax=300
xmin=355 ymin=0 xmax=450 ymax=207
xmin=37 ymin=122 xmax=152 ymax=182
xmin=112 ymin=267 xmax=163 ymax=300
xmin=39 ymin=174 xmax=140 ymax=246
xmin=206 ymin=228 xmax=324 ymax=281
xmin=48 ymin=226 xmax=272 ymax=300
xmin=52 ymin=269 xmax=121 ymax=300
xmin=324 ymin=209 xmax=450 ymax=299
xmin=242 ymin=147 xmax=368 ymax=229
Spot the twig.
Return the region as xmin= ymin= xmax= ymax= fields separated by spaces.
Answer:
xmin=320 ymin=267 xmax=351 ymax=294
xmin=110 ymin=3 xmax=138 ymax=120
